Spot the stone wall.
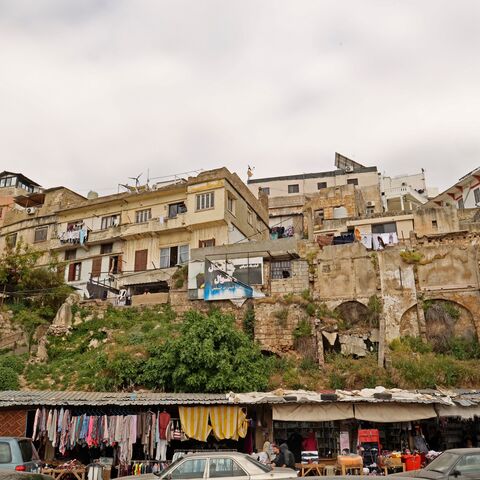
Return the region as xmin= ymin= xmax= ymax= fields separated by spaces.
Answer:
xmin=269 ymin=260 xmax=310 ymax=295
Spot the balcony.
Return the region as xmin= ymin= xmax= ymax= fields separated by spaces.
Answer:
xmin=120 ymin=213 xmax=188 ymax=239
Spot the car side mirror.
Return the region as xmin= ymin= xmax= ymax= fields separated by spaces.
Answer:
xmin=452 ymin=470 xmax=461 ymax=478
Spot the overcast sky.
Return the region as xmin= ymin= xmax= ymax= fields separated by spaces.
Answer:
xmin=1 ymin=0 xmax=479 ymax=195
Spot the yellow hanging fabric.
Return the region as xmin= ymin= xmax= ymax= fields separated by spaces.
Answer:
xmin=209 ymin=406 xmax=248 ymax=441
xmin=178 ymin=406 xmax=212 ymax=442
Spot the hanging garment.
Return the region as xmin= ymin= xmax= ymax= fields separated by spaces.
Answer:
xmin=156 ymin=439 xmax=168 ymax=462
xmin=178 ymin=406 xmax=212 ymax=442
xmin=209 ymin=406 xmax=248 ymax=441
xmin=158 ymin=411 xmax=171 ymax=440
xmin=360 ymin=234 xmax=373 ymax=249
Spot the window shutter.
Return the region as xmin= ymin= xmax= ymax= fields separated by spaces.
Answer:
xmin=68 ymin=263 xmax=76 ymax=282
xmin=134 ymin=249 xmax=148 ymax=272
xmin=91 ymin=257 xmax=102 ymax=278
xmin=117 ymin=255 xmax=123 ymax=273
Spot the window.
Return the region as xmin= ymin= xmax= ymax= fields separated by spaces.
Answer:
xmin=314 ymin=209 xmax=324 ymax=224
xmin=247 ymin=209 xmax=253 ymax=225
xmin=227 ymin=195 xmax=235 ymax=214
xmin=134 ymin=249 xmax=148 ymax=272
xmin=317 ymin=182 xmax=327 ymax=189
xmin=5 ymin=233 xmax=17 ymax=248
xmin=160 ymin=245 xmax=189 ymax=268
xmin=109 ymin=255 xmax=122 ymax=274
xmin=209 ymin=458 xmax=247 ymax=478
xmin=0 ymin=443 xmax=12 ymax=463
xmin=100 ymin=243 xmax=113 ymax=255
xmin=372 ymin=222 xmax=397 ymax=234
xmin=34 ymin=226 xmax=48 ymax=243
xmin=432 ymin=220 xmax=438 ymax=229
xmin=288 ymin=184 xmax=299 ymax=194
xmin=101 ymin=214 xmax=120 ymax=229
xmin=347 ymin=178 xmax=359 ymax=186
xmin=91 ymin=257 xmax=102 ymax=278
xmin=68 ymin=262 xmax=81 ymax=282
xmin=171 ymin=459 xmax=206 ymax=480
xmin=455 ymin=454 xmax=480 ymax=473
xmin=179 ymin=245 xmax=189 ymax=264
xmin=18 ymin=440 xmax=38 ymax=462
xmin=65 ymin=249 xmax=76 ymax=261
xmin=168 ymin=202 xmax=187 ymax=218
xmin=135 ymin=209 xmax=151 ymax=223
xmin=196 ymin=192 xmax=215 ymax=210
xmin=199 ymin=238 xmax=215 ymax=248
xmin=259 ymin=187 xmax=270 ymax=195
xmin=475 ymin=188 xmax=480 ymax=205
xmin=271 ymin=260 xmax=292 ymax=279
xmin=366 ymin=205 xmax=375 ymax=215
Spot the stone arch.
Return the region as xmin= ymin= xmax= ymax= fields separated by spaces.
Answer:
xmin=400 ymin=299 xmax=475 ymax=348
xmin=334 ymin=300 xmax=369 ymax=329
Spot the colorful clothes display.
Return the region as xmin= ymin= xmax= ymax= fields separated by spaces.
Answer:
xmin=32 ymin=408 xmax=179 ymax=463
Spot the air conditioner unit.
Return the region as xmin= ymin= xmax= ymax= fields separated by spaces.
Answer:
xmin=366 ymin=201 xmax=376 ymax=207
xmin=26 ymin=207 xmax=36 ymax=215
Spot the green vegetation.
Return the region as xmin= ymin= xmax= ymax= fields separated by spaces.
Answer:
xmin=274 ymin=308 xmax=289 ymax=327
xmin=400 ymin=250 xmax=424 ymax=264
xmin=242 ymin=304 xmax=255 ymax=340
xmin=366 ymin=295 xmax=382 ymax=328
xmin=293 ymin=318 xmax=312 ymax=339
xmin=0 ymin=354 xmax=28 ymax=391
xmin=172 ymin=266 xmax=187 ymax=289
xmin=25 ymin=307 xmax=270 ymax=393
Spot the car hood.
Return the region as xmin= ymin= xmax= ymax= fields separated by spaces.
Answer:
xmin=391 ymin=469 xmax=446 ymax=480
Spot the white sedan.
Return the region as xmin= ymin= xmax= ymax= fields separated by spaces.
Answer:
xmin=122 ymin=452 xmax=297 ymax=480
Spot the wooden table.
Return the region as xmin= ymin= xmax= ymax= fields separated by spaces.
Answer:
xmin=295 ymin=463 xmax=325 ymax=476
xmin=42 ymin=467 xmax=86 ymax=480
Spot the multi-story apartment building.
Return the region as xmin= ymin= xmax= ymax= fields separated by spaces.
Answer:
xmin=0 ymin=187 xmax=87 ymax=265
xmin=426 ymin=166 xmax=480 ymax=210
xmin=0 ymin=171 xmax=42 ymax=227
xmin=247 ymin=154 xmax=436 ymax=238
xmin=29 ymin=168 xmax=270 ymax=297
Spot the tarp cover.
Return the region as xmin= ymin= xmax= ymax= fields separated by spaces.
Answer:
xmin=273 ymin=403 xmax=354 ymax=421
xmin=437 ymin=404 xmax=480 ymax=419
xmin=354 ymin=403 xmax=437 ymax=422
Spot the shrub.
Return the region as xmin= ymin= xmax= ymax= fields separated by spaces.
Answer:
xmin=0 ymin=366 xmax=19 ymax=390
xmin=242 ymin=305 xmax=255 ymax=340
xmin=400 ymin=250 xmax=424 ymax=264
xmin=274 ymin=308 xmax=289 ymax=327
xmin=301 ymin=289 xmax=313 ymax=302
xmin=293 ymin=319 xmax=312 ymax=339
xmin=305 ymin=303 xmax=316 ymax=317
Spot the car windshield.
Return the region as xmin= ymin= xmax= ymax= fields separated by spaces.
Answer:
xmin=246 ymin=456 xmax=272 ymax=473
xmin=425 ymin=452 xmax=459 ymax=473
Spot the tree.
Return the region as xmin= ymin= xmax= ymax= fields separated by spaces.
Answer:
xmin=0 ymin=240 xmax=71 ymax=316
xmin=142 ymin=309 xmax=270 ymax=392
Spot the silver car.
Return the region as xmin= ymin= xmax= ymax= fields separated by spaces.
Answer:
xmin=122 ymin=452 xmax=297 ymax=480
xmin=0 ymin=438 xmax=41 ymax=472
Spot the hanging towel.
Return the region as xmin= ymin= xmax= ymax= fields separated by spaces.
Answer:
xmin=178 ymin=406 xmax=212 ymax=442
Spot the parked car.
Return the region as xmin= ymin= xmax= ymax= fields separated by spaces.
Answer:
xmin=0 ymin=438 xmax=42 ymax=472
xmin=121 ymin=452 xmax=297 ymax=480
xmin=391 ymin=448 xmax=480 ymax=479
xmin=0 ymin=470 xmax=51 ymax=480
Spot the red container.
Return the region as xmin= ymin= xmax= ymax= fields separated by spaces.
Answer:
xmin=358 ymin=429 xmax=380 ymax=444
xmin=403 ymin=455 xmax=422 ymax=471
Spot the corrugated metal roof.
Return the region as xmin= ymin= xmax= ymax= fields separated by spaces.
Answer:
xmin=0 ymin=391 xmax=229 ymax=408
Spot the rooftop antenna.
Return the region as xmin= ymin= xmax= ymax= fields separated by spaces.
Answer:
xmin=128 ymin=173 xmax=143 ymax=192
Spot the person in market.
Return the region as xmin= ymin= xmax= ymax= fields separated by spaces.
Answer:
xmin=271 ymin=444 xmax=296 ymax=470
